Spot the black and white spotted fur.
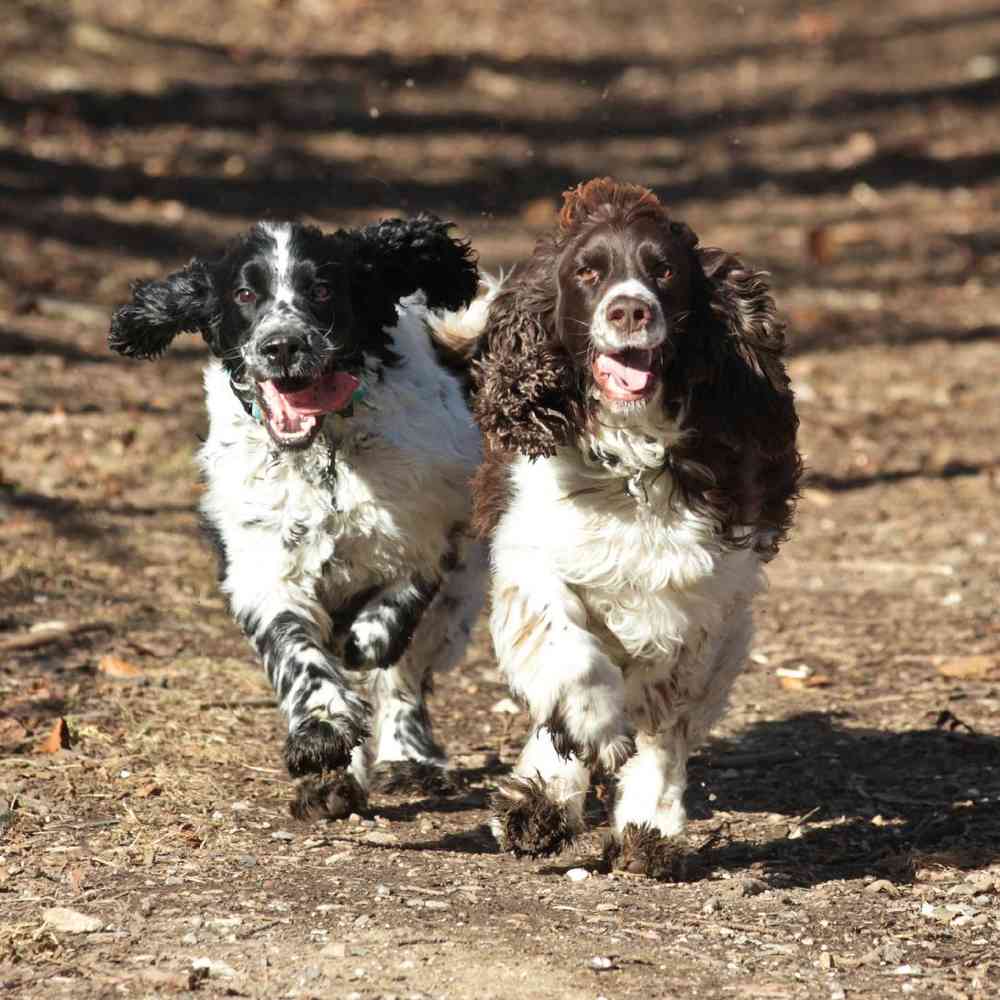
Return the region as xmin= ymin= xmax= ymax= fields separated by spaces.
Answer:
xmin=110 ymin=219 xmax=486 ymax=801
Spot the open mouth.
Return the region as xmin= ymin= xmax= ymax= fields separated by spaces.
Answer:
xmin=591 ymin=348 xmax=661 ymax=403
xmin=257 ymin=369 xmax=360 ymax=449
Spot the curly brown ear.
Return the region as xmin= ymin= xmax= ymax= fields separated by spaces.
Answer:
xmin=471 ymin=264 xmax=579 ymax=460
xmin=675 ymin=248 xmax=801 ymax=555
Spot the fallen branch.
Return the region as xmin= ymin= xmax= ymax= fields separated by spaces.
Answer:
xmin=0 ymin=621 xmax=112 ymax=652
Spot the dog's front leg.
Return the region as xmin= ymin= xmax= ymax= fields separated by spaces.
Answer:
xmin=491 ymin=567 xmax=634 ymax=773
xmin=235 ymin=597 xmax=371 ymax=777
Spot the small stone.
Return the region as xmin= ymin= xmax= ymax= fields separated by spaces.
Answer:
xmin=865 ymin=879 xmax=897 ymax=896
xmin=702 ymin=896 xmax=722 ymax=915
xmin=42 ymin=907 xmax=104 ymax=934
xmin=270 ymin=830 xmax=294 ymax=841
xmin=423 ymin=900 xmax=449 ymax=911
xmin=565 ymin=868 xmax=590 ymax=882
xmin=365 ymin=831 xmax=399 ymax=846
xmin=206 ymin=917 xmax=243 ymax=930
xmin=238 ymin=854 xmax=258 ymax=868
xmin=320 ymin=941 xmax=347 ymax=959
xmin=736 ymin=877 xmax=768 ymax=897
xmin=818 ymin=951 xmax=834 ymax=971
xmin=589 ymin=956 xmax=615 ymax=971
xmin=491 ymin=697 xmax=521 ymax=715
xmin=181 ymin=932 xmax=198 ymax=945
xmin=348 ymin=814 xmax=363 ymax=825
xmin=191 ymin=957 xmax=237 ymax=979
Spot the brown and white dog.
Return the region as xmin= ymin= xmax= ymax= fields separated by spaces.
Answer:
xmin=468 ymin=178 xmax=801 ymax=874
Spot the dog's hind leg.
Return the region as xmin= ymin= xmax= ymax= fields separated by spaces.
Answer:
xmin=358 ymin=537 xmax=488 ymax=796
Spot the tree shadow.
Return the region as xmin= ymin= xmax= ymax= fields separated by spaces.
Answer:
xmin=805 ymin=459 xmax=988 ymax=493
xmin=0 ymin=323 xmax=115 ymax=365
xmin=685 ymin=711 xmax=1000 ymax=886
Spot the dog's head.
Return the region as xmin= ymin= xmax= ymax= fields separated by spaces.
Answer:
xmin=553 ymin=179 xmax=698 ymax=412
xmin=471 ymin=177 xmax=801 ymax=553
xmin=110 ymin=217 xmax=477 ymax=449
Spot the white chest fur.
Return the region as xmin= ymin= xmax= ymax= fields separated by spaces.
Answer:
xmin=494 ymin=413 xmax=764 ymax=666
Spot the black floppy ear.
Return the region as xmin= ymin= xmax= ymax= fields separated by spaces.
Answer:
xmin=352 ymin=214 xmax=479 ymax=326
xmin=109 ymin=258 xmax=218 ymax=360
xmin=471 ymin=262 xmax=579 ymax=460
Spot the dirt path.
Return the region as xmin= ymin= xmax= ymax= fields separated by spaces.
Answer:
xmin=2 ymin=2 xmax=999 ymax=997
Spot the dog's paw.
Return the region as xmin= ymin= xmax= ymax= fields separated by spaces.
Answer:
xmin=490 ymin=776 xmax=579 ymax=858
xmin=289 ymin=770 xmax=367 ymax=821
xmin=369 ymin=760 xmax=456 ymax=797
xmin=283 ymin=714 xmax=370 ymax=777
xmin=603 ymin=823 xmax=702 ymax=881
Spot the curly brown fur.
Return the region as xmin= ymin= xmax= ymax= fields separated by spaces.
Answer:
xmin=471 ymin=257 xmax=584 ymax=460
xmin=289 ymin=770 xmax=366 ymax=821
xmin=603 ymin=822 xmax=701 ymax=881
xmin=470 ymin=448 xmax=514 ymax=539
xmin=369 ymin=760 xmax=456 ymax=797
xmin=491 ymin=776 xmax=579 ymax=857
xmin=664 ymin=247 xmax=801 ymax=556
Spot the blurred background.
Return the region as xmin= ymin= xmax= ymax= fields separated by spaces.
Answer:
xmin=1 ymin=3 xmax=999 ymax=994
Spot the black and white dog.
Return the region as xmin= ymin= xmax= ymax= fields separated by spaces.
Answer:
xmin=110 ymin=217 xmax=486 ymax=812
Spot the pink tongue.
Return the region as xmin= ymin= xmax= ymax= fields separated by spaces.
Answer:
xmin=260 ymin=371 xmax=360 ymax=435
xmin=594 ymin=352 xmax=653 ymax=398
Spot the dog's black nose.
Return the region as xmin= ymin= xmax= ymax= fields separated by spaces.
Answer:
xmin=605 ymin=296 xmax=652 ymax=333
xmin=259 ymin=333 xmax=307 ymax=369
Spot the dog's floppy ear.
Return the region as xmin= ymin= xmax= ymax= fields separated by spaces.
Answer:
xmin=109 ymin=258 xmax=218 ymax=360
xmin=350 ymin=214 xmax=479 ymax=329
xmin=471 ymin=258 xmax=580 ymax=460
xmin=676 ymin=247 xmax=801 ymax=554
xmin=697 ymin=247 xmax=796 ymax=444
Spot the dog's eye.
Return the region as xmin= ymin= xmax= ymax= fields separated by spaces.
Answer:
xmin=234 ymin=288 xmax=256 ymax=305
xmin=576 ymin=266 xmax=600 ymax=286
xmin=311 ymin=283 xmax=331 ymax=303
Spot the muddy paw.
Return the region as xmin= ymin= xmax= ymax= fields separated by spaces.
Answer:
xmin=490 ymin=776 xmax=579 ymax=858
xmin=289 ymin=771 xmax=367 ymax=821
xmin=369 ymin=760 xmax=456 ymax=797
xmin=283 ymin=715 xmax=370 ymax=777
xmin=604 ymin=822 xmax=701 ymax=881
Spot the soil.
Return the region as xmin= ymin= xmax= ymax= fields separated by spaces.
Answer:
xmin=2 ymin=1 xmax=999 ymax=998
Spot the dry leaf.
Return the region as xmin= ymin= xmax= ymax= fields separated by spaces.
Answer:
xmin=67 ymin=867 xmax=85 ymax=894
xmin=38 ymin=717 xmax=72 ymax=753
xmin=937 ymin=655 xmax=997 ymax=680
xmin=98 ymin=654 xmax=144 ymax=680
xmin=135 ymin=782 xmax=162 ymax=799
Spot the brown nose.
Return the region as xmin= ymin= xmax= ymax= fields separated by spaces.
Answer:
xmin=605 ymin=296 xmax=652 ymax=333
